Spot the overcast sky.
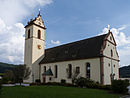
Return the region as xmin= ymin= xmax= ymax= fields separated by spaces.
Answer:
xmin=0 ymin=0 xmax=130 ymax=67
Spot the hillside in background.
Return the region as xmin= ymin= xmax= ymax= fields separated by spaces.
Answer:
xmin=119 ymin=65 xmax=130 ymax=78
xmin=0 ymin=62 xmax=130 ymax=78
xmin=0 ymin=62 xmax=17 ymax=73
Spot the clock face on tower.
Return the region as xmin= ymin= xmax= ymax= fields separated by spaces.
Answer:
xmin=37 ymin=45 xmax=41 ymax=49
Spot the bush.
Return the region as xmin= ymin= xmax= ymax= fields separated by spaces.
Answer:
xmin=35 ymin=79 xmax=41 ymax=83
xmin=1 ymin=77 xmax=9 ymax=84
xmin=102 ymin=85 xmax=111 ymax=90
xmin=42 ymin=82 xmax=76 ymax=87
xmin=74 ymin=77 xmax=111 ymax=90
xmin=96 ymin=84 xmax=111 ymax=90
xmin=74 ymin=77 xmax=92 ymax=88
xmin=0 ymin=80 xmax=2 ymax=95
xmin=64 ymin=83 xmax=77 ymax=87
xmin=43 ymin=82 xmax=61 ymax=86
xmin=111 ymin=79 xmax=129 ymax=94
xmin=74 ymin=77 xmax=100 ymax=88
xmin=30 ymin=82 xmax=77 ymax=88
xmin=61 ymin=79 xmax=66 ymax=84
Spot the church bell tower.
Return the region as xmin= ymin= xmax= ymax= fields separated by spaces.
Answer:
xmin=24 ymin=11 xmax=46 ymax=83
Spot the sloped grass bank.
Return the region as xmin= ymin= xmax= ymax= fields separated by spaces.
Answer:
xmin=1 ymin=86 xmax=121 ymax=98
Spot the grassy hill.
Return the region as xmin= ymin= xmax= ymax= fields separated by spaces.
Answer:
xmin=119 ymin=65 xmax=130 ymax=78
xmin=0 ymin=62 xmax=130 ymax=78
xmin=0 ymin=62 xmax=16 ymax=73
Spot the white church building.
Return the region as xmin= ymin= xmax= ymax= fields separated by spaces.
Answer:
xmin=24 ymin=12 xmax=119 ymax=85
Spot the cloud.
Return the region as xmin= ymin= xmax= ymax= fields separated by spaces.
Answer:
xmin=0 ymin=0 xmax=52 ymax=25
xmin=99 ymin=25 xmax=130 ymax=66
xmin=24 ymin=0 xmax=53 ymax=8
xmin=99 ymin=25 xmax=130 ymax=46
xmin=0 ymin=18 xmax=6 ymax=32
xmin=117 ymin=25 xmax=127 ymax=31
xmin=0 ymin=0 xmax=53 ymax=64
xmin=0 ymin=20 xmax=25 ymax=64
xmin=118 ymin=45 xmax=130 ymax=67
xmin=51 ymin=40 xmax=61 ymax=45
xmin=0 ymin=0 xmax=28 ymax=25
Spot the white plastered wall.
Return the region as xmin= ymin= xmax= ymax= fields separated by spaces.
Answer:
xmin=24 ymin=26 xmax=33 ymax=83
xmin=40 ymin=58 xmax=101 ymax=84
xmin=103 ymin=33 xmax=119 ymax=85
xmin=24 ymin=24 xmax=45 ymax=83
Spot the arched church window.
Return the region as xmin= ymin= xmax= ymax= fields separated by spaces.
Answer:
xmin=111 ymin=49 xmax=113 ymax=57
xmin=108 ymin=63 xmax=110 ymax=67
xmin=86 ymin=62 xmax=90 ymax=78
xmin=38 ymin=30 xmax=41 ymax=39
xmin=114 ymin=65 xmax=115 ymax=68
xmin=55 ymin=65 xmax=58 ymax=78
xmin=28 ymin=29 xmax=30 ymax=38
xmin=68 ymin=64 xmax=72 ymax=78
xmin=44 ymin=66 xmax=46 ymax=72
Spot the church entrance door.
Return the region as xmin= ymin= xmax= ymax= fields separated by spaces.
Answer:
xmin=43 ymin=76 xmax=46 ymax=83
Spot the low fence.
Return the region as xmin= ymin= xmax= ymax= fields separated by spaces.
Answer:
xmin=2 ymin=83 xmax=30 ymax=87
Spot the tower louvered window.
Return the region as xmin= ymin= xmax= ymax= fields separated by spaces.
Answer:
xmin=28 ymin=29 xmax=30 ymax=38
xmin=38 ymin=30 xmax=41 ymax=39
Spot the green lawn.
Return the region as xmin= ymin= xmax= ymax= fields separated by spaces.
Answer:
xmin=1 ymin=86 xmax=121 ymax=98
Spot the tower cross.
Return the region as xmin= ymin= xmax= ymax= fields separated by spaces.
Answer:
xmin=108 ymin=24 xmax=110 ymax=30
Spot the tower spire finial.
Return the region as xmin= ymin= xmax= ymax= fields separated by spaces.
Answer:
xmin=38 ymin=8 xmax=41 ymax=16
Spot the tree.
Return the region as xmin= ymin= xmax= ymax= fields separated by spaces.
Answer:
xmin=111 ymin=79 xmax=129 ymax=94
xmin=72 ymin=68 xmax=80 ymax=84
xmin=0 ymin=80 xmax=2 ymax=95
xmin=2 ymin=70 xmax=14 ymax=83
xmin=66 ymin=67 xmax=80 ymax=84
xmin=23 ymin=65 xmax=31 ymax=80
xmin=13 ymin=64 xmax=31 ymax=84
